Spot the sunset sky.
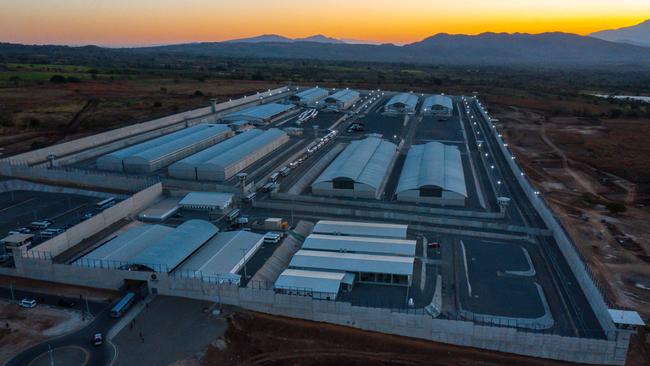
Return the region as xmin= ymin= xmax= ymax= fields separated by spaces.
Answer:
xmin=1 ymin=0 xmax=648 ymax=46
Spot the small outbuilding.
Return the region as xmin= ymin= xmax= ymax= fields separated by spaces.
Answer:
xmin=384 ymin=93 xmax=419 ymax=114
xmin=421 ymin=95 xmax=453 ymax=118
xmin=289 ymin=87 xmax=329 ymax=107
xmin=274 ymin=269 xmax=352 ymax=300
xmin=323 ymin=89 xmax=360 ymax=111
xmin=179 ymin=192 xmax=234 ymax=212
xmin=222 ymin=103 xmax=295 ymax=125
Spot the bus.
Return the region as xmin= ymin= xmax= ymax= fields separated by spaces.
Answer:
xmin=96 ymin=197 xmax=116 ymax=211
xmin=110 ymin=292 xmax=135 ymax=318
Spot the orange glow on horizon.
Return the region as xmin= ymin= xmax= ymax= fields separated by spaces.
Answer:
xmin=0 ymin=1 xmax=648 ymax=46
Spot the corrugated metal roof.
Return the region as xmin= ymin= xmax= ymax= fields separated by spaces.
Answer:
xmin=290 ymin=87 xmax=329 ymax=103
xmin=199 ymin=128 xmax=288 ymax=170
xmin=422 ymin=95 xmax=453 ymax=111
xmin=302 ymin=234 xmax=416 ymax=257
xmin=396 ymin=142 xmax=467 ymax=197
xmin=98 ymin=125 xmax=210 ymax=163
xmin=78 ymin=225 xmax=173 ymax=263
xmin=608 ymin=309 xmax=645 ymax=326
xmin=314 ymin=137 xmax=396 ymax=190
xmin=176 ymin=230 xmax=264 ymax=276
xmin=223 ymin=103 xmax=294 ymax=121
xmin=290 ymin=250 xmax=414 ymax=276
xmin=170 ymin=129 xmax=262 ymax=168
xmin=179 ymin=192 xmax=233 ymax=209
xmin=274 ymin=269 xmax=345 ymax=294
xmin=385 ymin=93 xmax=419 ymax=110
xmin=313 ymin=220 xmax=408 ymax=239
xmin=325 ymin=89 xmax=360 ymax=103
xmin=125 ymin=124 xmax=230 ymax=164
xmin=131 ymin=219 xmax=218 ymax=271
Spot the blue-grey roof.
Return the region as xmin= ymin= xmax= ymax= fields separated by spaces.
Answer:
xmin=290 ymin=250 xmax=414 ymax=276
xmin=169 ymin=129 xmax=263 ymax=171
xmin=223 ymin=103 xmax=294 ymax=122
xmin=396 ymin=142 xmax=467 ymax=197
xmin=325 ymin=89 xmax=360 ymax=103
xmin=313 ymin=220 xmax=408 ymax=239
xmin=199 ymin=128 xmax=288 ymax=170
xmin=125 ymin=124 xmax=231 ymax=165
xmin=422 ymin=95 xmax=453 ymax=112
xmin=275 ymin=269 xmax=346 ymax=294
xmin=131 ymin=219 xmax=218 ymax=272
xmin=290 ymin=87 xmax=329 ymax=103
xmin=99 ymin=125 xmax=212 ymax=163
xmin=385 ymin=93 xmax=419 ymax=110
xmin=314 ymin=137 xmax=396 ymax=190
xmin=176 ymin=230 xmax=264 ymax=276
xmin=77 ymin=225 xmax=173 ymax=264
xmin=303 ymin=234 xmax=416 ymax=257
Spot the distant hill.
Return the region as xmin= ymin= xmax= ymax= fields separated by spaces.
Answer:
xmin=225 ymin=34 xmax=344 ymax=44
xmin=2 ymin=31 xmax=650 ymax=67
xmin=591 ymin=20 xmax=650 ymax=47
xmin=135 ymin=32 xmax=650 ymax=66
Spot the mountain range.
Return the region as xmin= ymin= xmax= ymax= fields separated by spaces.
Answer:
xmin=590 ymin=20 xmax=650 ymax=47
xmin=2 ymin=22 xmax=650 ymax=67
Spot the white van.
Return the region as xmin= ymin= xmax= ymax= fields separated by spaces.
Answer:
xmin=263 ymin=232 xmax=282 ymax=244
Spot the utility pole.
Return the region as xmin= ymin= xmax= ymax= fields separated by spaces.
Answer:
xmin=48 ymin=344 xmax=54 ymax=366
xmin=85 ymin=296 xmax=91 ymax=317
xmin=9 ymin=282 xmax=15 ymax=302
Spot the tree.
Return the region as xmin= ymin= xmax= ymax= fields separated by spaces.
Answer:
xmin=49 ymin=75 xmax=67 ymax=83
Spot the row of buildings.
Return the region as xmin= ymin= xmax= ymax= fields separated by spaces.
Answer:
xmin=288 ymin=87 xmax=361 ymax=110
xmin=311 ymin=137 xmax=467 ymax=205
xmin=384 ymin=93 xmax=453 ymax=117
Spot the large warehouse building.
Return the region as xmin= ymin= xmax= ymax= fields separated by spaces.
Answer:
xmin=384 ymin=93 xmax=419 ymax=114
xmin=289 ymin=87 xmax=329 ymax=107
xmin=222 ymin=103 xmax=294 ymax=125
xmin=421 ymin=95 xmax=453 ymax=118
xmin=395 ymin=142 xmax=467 ymax=206
xmin=97 ymin=124 xmax=232 ymax=174
xmin=196 ymin=128 xmax=289 ymax=181
xmin=313 ymin=220 xmax=408 ymax=239
xmin=289 ymin=250 xmax=414 ymax=286
xmin=77 ymin=220 xmax=218 ymax=272
xmin=311 ymin=137 xmax=397 ymax=199
xmin=168 ymin=128 xmax=288 ymax=181
xmin=302 ymin=234 xmax=416 ymax=257
xmin=323 ymin=89 xmax=360 ymax=111
xmin=167 ymin=129 xmax=263 ymax=180
xmin=175 ymin=230 xmax=265 ymax=284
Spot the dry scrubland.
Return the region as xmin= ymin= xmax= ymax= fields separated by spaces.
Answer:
xmin=486 ymin=93 xmax=650 ymax=321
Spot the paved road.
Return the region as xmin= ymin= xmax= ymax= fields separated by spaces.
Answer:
xmin=3 ymin=287 xmax=120 ymax=366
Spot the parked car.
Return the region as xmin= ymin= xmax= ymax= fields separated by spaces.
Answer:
xmin=93 ymin=332 xmax=103 ymax=346
xmin=263 ymin=232 xmax=282 ymax=244
xmin=19 ymin=298 xmax=37 ymax=308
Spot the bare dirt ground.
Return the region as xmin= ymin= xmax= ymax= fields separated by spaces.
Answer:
xmin=200 ymin=309 xmax=580 ymax=366
xmin=0 ymin=79 xmax=281 ymax=155
xmin=0 ymin=275 xmax=117 ymax=302
xmin=0 ymin=299 xmax=84 ymax=363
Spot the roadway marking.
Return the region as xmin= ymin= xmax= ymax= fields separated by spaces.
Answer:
xmin=460 ymin=240 xmax=472 ymax=297
xmin=0 ymin=197 xmax=37 ymax=214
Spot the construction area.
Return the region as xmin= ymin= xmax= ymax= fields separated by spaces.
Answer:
xmin=0 ymin=86 xmax=645 ymax=366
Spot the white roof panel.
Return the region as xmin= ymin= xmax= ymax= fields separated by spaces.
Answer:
xmin=314 ymin=137 xmax=396 ymax=190
xmin=303 ymin=234 xmax=416 ymax=257
xmin=290 ymin=250 xmax=414 ymax=276
xmin=608 ymin=309 xmax=645 ymax=326
xmin=78 ymin=225 xmax=173 ymax=263
xmin=177 ymin=230 xmax=264 ymax=276
xmin=325 ymin=89 xmax=360 ymax=103
xmin=169 ymin=129 xmax=262 ymax=168
xmin=385 ymin=93 xmax=419 ymax=109
xmin=274 ymin=269 xmax=345 ymax=294
xmin=290 ymin=87 xmax=329 ymax=103
xmin=198 ymin=128 xmax=288 ymax=170
xmin=223 ymin=103 xmax=294 ymax=121
xmin=396 ymin=142 xmax=467 ymax=197
xmin=422 ymin=95 xmax=453 ymax=111
xmin=313 ymin=220 xmax=408 ymax=239
xmin=179 ymin=192 xmax=233 ymax=209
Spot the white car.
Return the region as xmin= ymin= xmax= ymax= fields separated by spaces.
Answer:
xmin=19 ymin=298 xmax=37 ymax=308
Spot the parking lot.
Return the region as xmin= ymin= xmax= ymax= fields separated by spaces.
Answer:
xmin=0 ymin=191 xmax=106 ymax=245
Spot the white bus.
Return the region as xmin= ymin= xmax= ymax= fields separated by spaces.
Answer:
xmin=96 ymin=197 xmax=116 ymax=210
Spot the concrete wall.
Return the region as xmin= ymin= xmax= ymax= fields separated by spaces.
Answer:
xmin=0 ymin=163 xmax=160 ymax=193
xmin=1 ymin=256 xmax=630 ymax=365
xmin=396 ymin=189 xmax=466 ymax=207
xmin=4 ymin=86 xmax=290 ymax=166
xmin=27 ymin=183 xmax=163 ymax=257
xmin=271 ymin=192 xmax=503 ymax=219
xmin=473 ymin=99 xmax=617 ymax=336
xmin=312 ymin=182 xmax=379 ymax=200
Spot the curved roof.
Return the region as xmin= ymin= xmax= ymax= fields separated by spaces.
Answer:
xmin=124 ymin=124 xmax=230 ymax=165
xmin=422 ymin=95 xmax=453 ymax=111
xmin=325 ymin=89 xmax=360 ymax=103
xmin=199 ymin=128 xmax=288 ymax=170
xmin=289 ymin=87 xmax=329 ymax=103
xmin=385 ymin=93 xmax=419 ymax=109
xmin=169 ymin=129 xmax=263 ymax=172
xmin=98 ymin=125 xmax=212 ymax=164
xmin=396 ymin=142 xmax=467 ymax=197
xmin=314 ymin=137 xmax=396 ymax=190
xmin=223 ymin=103 xmax=294 ymax=122
xmin=131 ymin=219 xmax=218 ymax=272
